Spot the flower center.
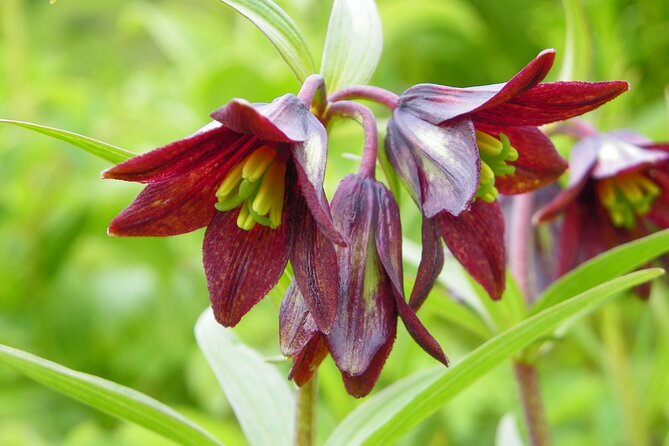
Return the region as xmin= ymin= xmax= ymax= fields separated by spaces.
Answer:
xmin=597 ymin=172 xmax=660 ymax=229
xmin=475 ymin=131 xmax=518 ymax=203
xmin=215 ymin=145 xmax=287 ymax=231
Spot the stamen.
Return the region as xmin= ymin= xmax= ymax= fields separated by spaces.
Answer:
xmin=215 ymin=144 xmax=287 ymax=231
xmin=597 ymin=172 xmax=661 ymax=229
xmin=474 ymin=131 xmax=518 ymax=203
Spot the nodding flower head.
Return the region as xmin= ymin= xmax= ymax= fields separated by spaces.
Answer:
xmin=104 ymin=92 xmax=345 ymax=332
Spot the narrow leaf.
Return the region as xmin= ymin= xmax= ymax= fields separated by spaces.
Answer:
xmin=0 ymin=344 xmax=221 ymax=446
xmin=320 ymin=0 xmax=383 ymax=93
xmin=195 ymin=309 xmax=295 ymax=446
xmin=325 ymin=269 xmax=663 ymax=446
xmin=532 ymin=229 xmax=669 ymax=315
xmin=218 ymin=0 xmax=315 ymax=82
xmin=0 ymin=119 xmax=135 ymax=164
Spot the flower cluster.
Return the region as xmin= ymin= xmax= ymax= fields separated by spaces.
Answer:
xmin=106 ymin=50 xmax=628 ymax=396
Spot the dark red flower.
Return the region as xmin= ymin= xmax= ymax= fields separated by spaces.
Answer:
xmin=104 ymin=94 xmax=344 ymax=331
xmin=386 ymin=49 xmax=629 ymax=300
xmin=535 ymin=129 xmax=669 ymax=276
xmin=280 ymin=175 xmax=448 ymax=397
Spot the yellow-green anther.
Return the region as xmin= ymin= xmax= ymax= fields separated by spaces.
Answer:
xmin=216 ymin=162 xmax=244 ymax=198
xmin=480 ymin=161 xmax=495 ymax=182
xmin=598 ymin=173 xmax=662 ymax=229
xmin=476 ymin=130 xmax=503 ymax=156
xmin=242 ymin=146 xmax=277 ymax=181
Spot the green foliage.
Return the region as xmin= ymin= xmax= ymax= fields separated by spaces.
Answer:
xmin=0 ymin=344 xmax=221 ymax=446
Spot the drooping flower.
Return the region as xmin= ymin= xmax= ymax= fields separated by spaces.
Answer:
xmin=104 ymin=93 xmax=344 ymax=332
xmin=534 ymin=128 xmax=669 ymax=277
xmin=280 ymin=174 xmax=448 ymax=397
xmin=385 ymin=49 xmax=629 ymax=301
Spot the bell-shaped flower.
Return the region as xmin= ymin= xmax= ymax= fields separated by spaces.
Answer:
xmin=386 ymin=49 xmax=628 ymax=301
xmin=104 ymin=94 xmax=344 ymax=332
xmin=534 ymin=129 xmax=669 ymax=276
xmin=280 ymin=175 xmax=448 ymax=397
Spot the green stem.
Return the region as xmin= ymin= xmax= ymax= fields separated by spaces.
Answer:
xmin=295 ymin=374 xmax=317 ymax=446
xmin=601 ymin=304 xmax=648 ymax=446
xmin=513 ymin=362 xmax=551 ymax=446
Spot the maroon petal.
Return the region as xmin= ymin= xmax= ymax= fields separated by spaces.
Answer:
xmin=478 ymin=125 xmax=567 ymax=195
xmin=203 ymin=209 xmax=290 ymax=327
xmin=291 ymin=113 xmax=346 ymax=246
xmin=211 ymin=94 xmax=313 ymax=143
xmin=398 ymin=50 xmax=555 ymax=125
xmin=387 ymin=109 xmax=479 ymax=217
xmin=340 ymin=330 xmax=396 ymax=398
xmin=473 ymin=81 xmax=629 ymax=126
xmin=288 ymin=334 xmax=329 ymax=387
xmin=437 ymin=200 xmax=506 ymax=300
xmin=102 ymin=125 xmax=247 ymax=184
xmin=642 ymin=143 xmax=669 ymax=153
xmin=372 ymin=182 xmax=448 ymax=365
xmin=592 ymin=136 xmax=669 ymax=179
xmin=647 ymin=192 xmax=669 ymax=230
xmin=279 ymin=281 xmax=318 ymax=357
xmin=409 ymin=218 xmax=444 ymax=310
xmin=290 ymin=195 xmax=339 ymax=333
xmin=326 ymin=176 xmax=397 ymax=376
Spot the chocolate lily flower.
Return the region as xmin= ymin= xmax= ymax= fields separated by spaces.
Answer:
xmin=280 ymin=175 xmax=448 ymax=397
xmin=104 ymin=93 xmax=344 ymax=331
xmin=386 ymin=49 xmax=628 ymax=300
xmin=534 ymin=129 xmax=669 ymax=276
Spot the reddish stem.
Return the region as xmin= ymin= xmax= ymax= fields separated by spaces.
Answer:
xmin=325 ymin=101 xmax=379 ymax=178
xmin=514 ymin=362 xmax=551 ymax=446
xmin=329 ymin=86 xmax=399 ymax=110
xmin=298 ymin=75 xmax=327 ymax=116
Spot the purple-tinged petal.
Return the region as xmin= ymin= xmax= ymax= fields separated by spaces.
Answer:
xmin=592 ymin=136 xmax=669 ymax=179
xmin=340 ymin=328 xmax=396 ymax=398
xmin=290 ymin=195 xmax=339 ymax=333
xmin=533 ymin=186 xmax=586 ymax=224
xmin=288 ymin=334 xmax=329 ymax=387
xmin=409 ymin=218 xmax=444 ymax=311
xmin=607 ymin=131 xmax=651 ymax=145
xmin=203 ymin=208 xmax=291 ymax=327
xmin=103 ymin=125 xmax=246 ymax=184
xmin=372 ymin=182 xmax=448 ymax=365
xmin=473 ymin=81 xmax=629 ymax=126
xmin=478 ymin=125 xmax=567 ymax=195
xmin=211 ymin=94 xmax=313 ymax=143
xmin=279 ymin=281 xmax=318 ymax=357
xmin=387 ymin=109 xmax=479 ymax=217
xmin=326 ymin=176 xmax=397 ymax=376
xmin=291 ymin=115 xmax=346 ymax=246
xmin=437 ymin=200 xmax=506 ymax=300
xmin=398 ymin=50 xmax=556 ymax=125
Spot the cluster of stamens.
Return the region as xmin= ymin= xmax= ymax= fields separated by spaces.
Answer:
xmin=597 ymin=172 xmax=660 ymax=229
xmin=215 ymin=145 xmax=287 ymax=231
xmin=475 ymin=131 xmax=519 ymax=203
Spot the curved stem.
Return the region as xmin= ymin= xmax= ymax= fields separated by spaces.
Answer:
xmin=329 ymin=86 xmax=399 ymax=110
xmin=514 ymin=362 xmax=551 ymax=446
xmin=298 ymin=75 xmax=327 ymax=116
xmin=325 ymin=101 xmax=379 ymax=178
xmin=295 ymin=374 xmax=317 ymax=446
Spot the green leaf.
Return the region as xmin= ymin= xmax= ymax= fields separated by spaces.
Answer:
xmin=320 ymin=0 xmax=383 ymax=93
xmin=195 ymin=309 xmax=295 ymax=446
xmin=325 ymin=268 xmax=663 ymax=446
xmin=532 ymin=229 xmax=669 ymax=315
xmin=0 ymin=344 xmax=222 ymax=446
xmin=0 ymin=119 xmax=135 ymax=164
xmin=217 ymin=0 xmax=315 ymax=82
xmin=558 ymin=0 xmax=592 ymax=81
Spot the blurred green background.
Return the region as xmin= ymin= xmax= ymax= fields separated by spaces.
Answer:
xmin=1 ymin=0 xmax=668 ymax=445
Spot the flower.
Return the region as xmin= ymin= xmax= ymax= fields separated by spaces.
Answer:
xmin=534 ymin=129 xmax=669 ymax=277
xmin=104 ymin=94 xmax=345 ymax=331
xmin=280 ymin=175 xmax=448 ymax=397
xmin=385 ymin=49 xmax=629 ymax=301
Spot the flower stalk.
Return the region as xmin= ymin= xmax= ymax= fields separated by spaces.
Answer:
xmin=325 ymin=101 xmax=379 ymax=178
xmin=329 ymin=85 xmax=399 ymax=110
xmin=513 ymin=362 xmax=551 ymax=446
xmin=295 ymin=374 xmax=317 ymax=446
